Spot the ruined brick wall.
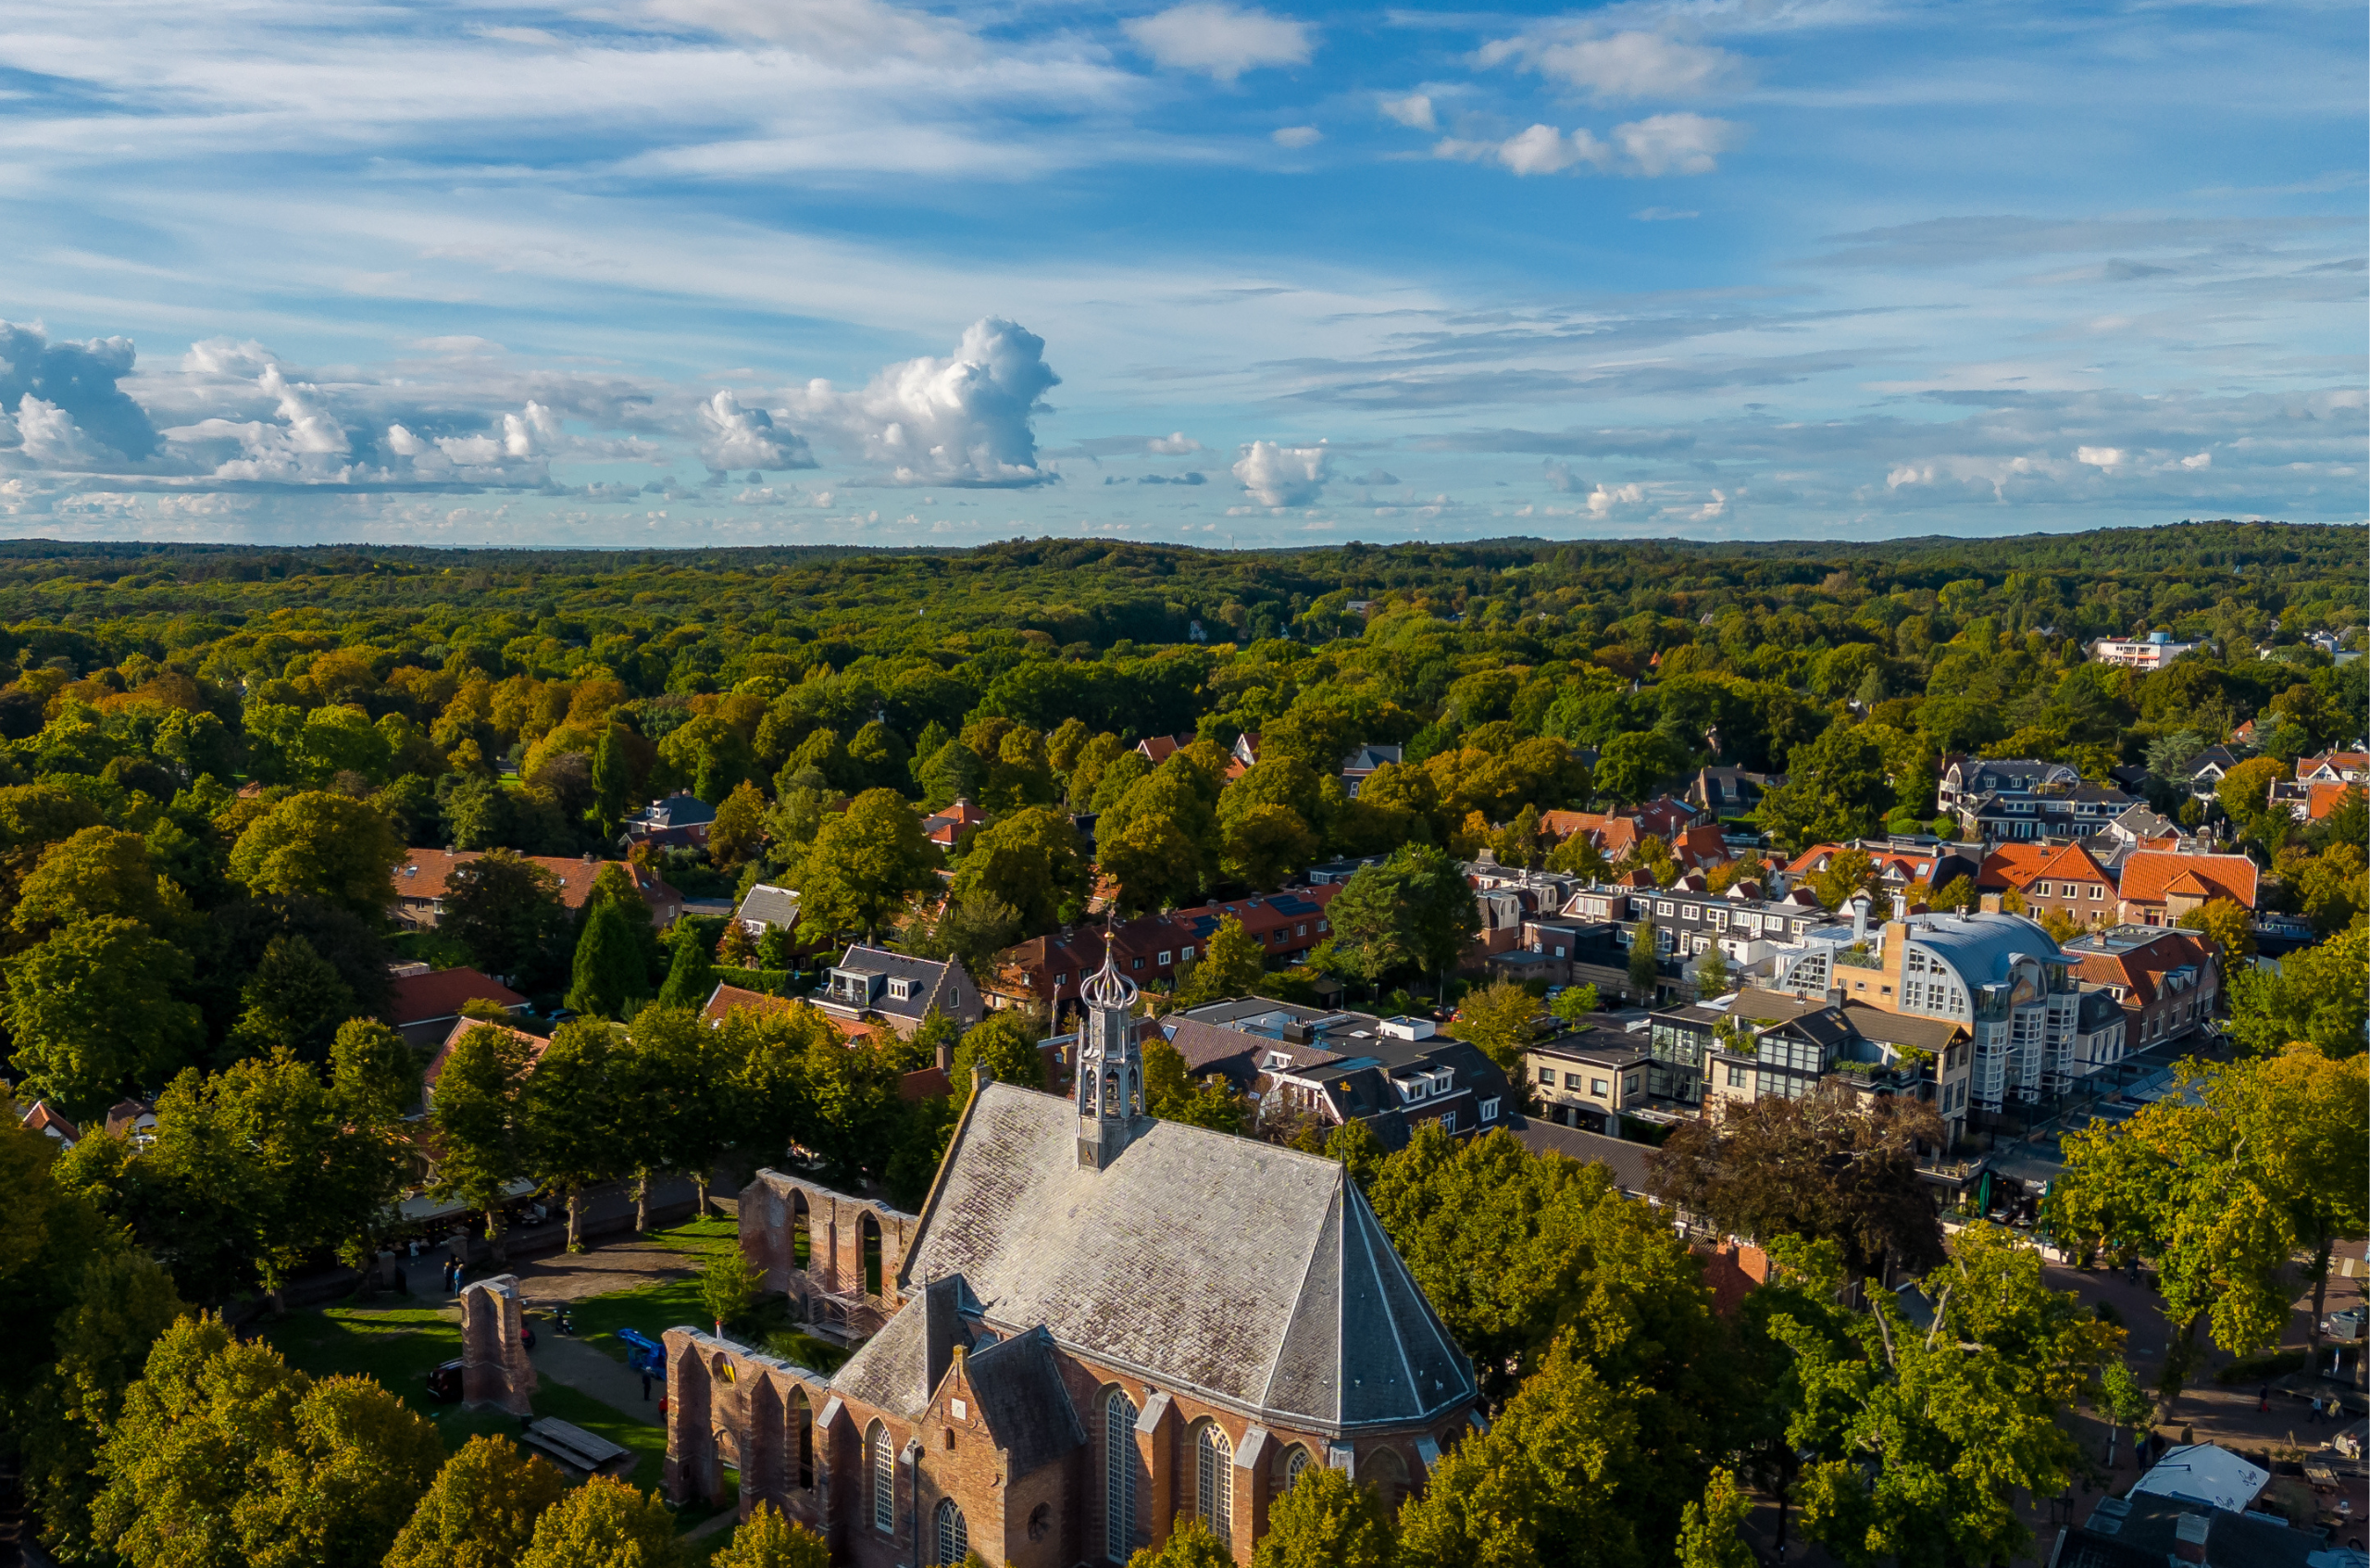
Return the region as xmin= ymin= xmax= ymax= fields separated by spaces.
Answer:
xmin=739 ymin=1169 xmax=919 ymax=1323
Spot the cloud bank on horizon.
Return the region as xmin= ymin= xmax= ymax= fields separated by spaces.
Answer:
xmin=0 ymin=0 xmax=2360 ymax=547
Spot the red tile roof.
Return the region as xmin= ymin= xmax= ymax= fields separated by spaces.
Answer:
xmin=393 ymin=850 xmax=680 ymax=917
xmin=2117 ymin=850 xmax=2259 ymax=910
xmin=19 ymin=1101 xmax=78 ymax=1142
xmin=2067 ymin=929 xmax=2217 ymax=1010
xmin=421 ymin=1019 xmax=548 ymax=1095
xmin=1980 ymin=841 xmax=2112 ymax=892
xmin=2306 ymin=780 xmax=2358 ymax=820
xmin=388 ymin=966 xmax=527 ymax=1027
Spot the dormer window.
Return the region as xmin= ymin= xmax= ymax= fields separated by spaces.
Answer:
xmin=888 ymin=977 xmax=915 ymax=1002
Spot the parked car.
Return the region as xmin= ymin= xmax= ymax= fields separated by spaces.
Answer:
xmin=426 ymin=1360 xmax=464 ymax=1402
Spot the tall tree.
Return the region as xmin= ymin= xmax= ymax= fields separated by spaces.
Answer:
xmin=1250 ymin=1464 xmax=1393 ymax=1568
xmin=1172 ymin=913 xmax=1266 ymax=1007
xmin=568 ymin=899 xmax=647 ymax=1020
xmin=384 ymin=1436 xmax=568 ymax=1568
xmin=1447 ymin=978 xmax=1542 ymax=1075
xmin=524 ymin=1019 xmax=630 ymax=1251
xmin=793 ymin=788 xmax=937 ymax=942
xmin=5 ymin=916 xmax=204 ymax=1122
xmin=708 ymin=779 xmax=768 ymax=868
xmin=226 ymin=933 xmax=359 ymax=1065
xmin=948 ymin=806 xmax=1087 ymax=932
xmin=1327 ymin=845 xmax=1478 ymax=995
xmin=11 ymin=825 xmax=172 ymax=937
xmin=708 ymin=1503 xmax=830 ymax=1568
xmin=226 ymin=790 xmax=406 ymax=919
xmin=591 ymin=724 xmax=634 ymax=840
xmin=443 ymin=850 xmax=568 ymax=983
xmin=428 ymin=1024 xmax=538 ymax=1264
xmin=517 ymin=1475 xmax=686 ymax=1568
xmin=1675 ymin=1470 xmax=1753 ymax=1568
xmin=655 ymin=919 xmax=718 ymax=1011
xmin=330 ymin=1016 xmax=424 ymax=1125
xmin=2224 ymin=919 xmax=2366 ymax=1056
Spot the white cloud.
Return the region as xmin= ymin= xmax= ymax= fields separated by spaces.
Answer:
xmin=1125 ymin=3 xmax=1312 ymax=81
xmin=2179 ymin=451 xmax=2212 ymax=469
xmin=1147 ymin=431 xmax=1202 ymax=454
xmin=634 ymin=0 xmax=973 ymax=63
xmin=1615 ymin=113 xmax=1742 ymax=176
xmin=1379 ymin=93 xmax=1436 ymax=131
xmin=2076 ymin=444 xmax=2126 ymax=467
xmin=1233 ymin=439 xmax=1328 ymax=505
xmin=1586 ymin=481 xmax=1645 ymax=516
xmin=801 ymin=317 xmax=1061 ymax=487
xmin=1480 ymin=29 xmax=1741 ymax=101
xmin=1272 ymin=125 xmax=1322 ymax=148
xmin=695 ymin=390 xmax=816 ymax=471
xmin=12 ymin=397 xmax=113 ymax=467
xmin=1435 ymin=124 xmax=1611 ymax=177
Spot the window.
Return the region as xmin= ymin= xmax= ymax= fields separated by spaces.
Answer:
xmin=1538 ymin=1065 xmax=1555 ymax=1084
xmin=1480 ymin=1098 xmax=1500 ymax=1122
xmin=1158 ymin=952 xmax=1173 ymax=966
xmin=934 ymin=1500 xmax=968 ymax=1565
xmin=1726 ymin=1064 xmax=1746 ymax=1088
xmin=1564 ymin=1072 xmax=1584 ymax=1089
xmin=1131 ymin=957 xmax=1144 ymax=970
xmin=1297 ymin=924 xmax=1307 ymax=936
xmin=1590 ymin=1077 xmax=1609 ymax=1097
xmin=1317 ymin=920 xmax=1328 ymax=933
xmin=1104 ymin=1392 xmax=1139 ymax=1562
xmin=888 ymin=977 xmax=916 ymax=1001
xmin=1682 ymin=904 xmax=1699 ymax=921
xmin=1438 ymin=1111 xmax=1456 ymax=1133
xmin=1624 ymin=1074 xmax=1640 ymax=1095
xmin=868 ymin=1422 xmax=894 ymax=1532
xmin=2089 ymin=884 xmax=2102 ymax=900
xmin=1194 ymin=1424 xmax=1233 ymax=1540
xmin=1282 ymin=1446 xmax=1311 ymax=1494
xmin=1180 ymin=945 xmax=1194 ymax=961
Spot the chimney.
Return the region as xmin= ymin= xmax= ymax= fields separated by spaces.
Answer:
xmin=1850 ymin=896 xmax=1869 ymax=941
xmin=936 ymin=1032 xmax=954 ymax=1075
xmin=970 ymin=1058 xmax=990 ymax=1098
xmin=2172 ymin=1512 xmax=2209 ymax=1564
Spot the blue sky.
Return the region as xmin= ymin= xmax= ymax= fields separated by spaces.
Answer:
xmin=0 ymin=0 xmax=2361 ymax=548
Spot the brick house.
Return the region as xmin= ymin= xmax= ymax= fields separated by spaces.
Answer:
xmin=990 ymin=888 xmax=1341 ymax=1024
xmin=387 ymin=966 xmax=530 ymax=1052
xmin=393 ymin=848 xmax=683 ymax=931
xmin=673 ymin=952 xmax=1476 ymax=1566
xmin=2059 ymin=926 xmax=2221 ymax=1055
xmin=2114 ymin=850 xmax=2259 ymax=927
xmin=1976 ymin=841 xmax=2117 ymax=929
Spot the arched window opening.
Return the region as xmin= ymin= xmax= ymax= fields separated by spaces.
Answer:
xmin=1279 ymin=1445 xmax=1311 ymax=1494
xmin=790 ymin=1389 xmax=813 ymax=1490
xmin=1363 ymin=1445 xmax=1410 ymax=1512
xmin=867 ymin=1422 xmax=894 ymax=1532
xmin=1193 ymin=1422 xmax=1232 ymax=1541
xmin=790 ymin=1192 xmax=811 ymax=1269
xmin=861 ymin=1213 xmax=883 ymax=1298
xmin=1104 ymin=1390 xmax=1140 ymax=1562
xmin=1103 ymin=1069 xmax=1119 ymax=1111
xmin=935 ymin=1500 xmax=969 ymax=1565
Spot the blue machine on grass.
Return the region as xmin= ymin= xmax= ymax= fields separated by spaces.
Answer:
xmin=616 ymin=1326 xmax=667 ymax=1384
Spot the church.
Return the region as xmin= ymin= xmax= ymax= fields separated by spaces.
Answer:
xmin=663 ymin=944 xmax=1478 ymax=1566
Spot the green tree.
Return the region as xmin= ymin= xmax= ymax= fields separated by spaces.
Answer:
xmin=227 ymin=933 xmax=360 ymax=1065
xmin=525 ymin=1019 xmax=630 ymax=1251
xmin=1927 ymin=874 xmax=1977 ymax=912
xmin=1806 ymin=847 xmax=1885 ymax=914
xmin=1141 ymin=1037 xmax=1245 ymax=1133
xmin=1173 ymin=913 xmax=1266 ymax=1007
xmin=429 ymin=1023 xmax=537 ymax=1264
xmin=2225 ymin=920 xmax=2365 ymax=1056
xmin=518 ymin=1475 xmax=686 ymax=1568
xmin=1327 ymin=845 xmax=1478 ymax=994
xmin=1596 ymin=729 xmax=1678 ymax=807
xmin=949 ymin=1011 xmax=1046 ymax=1090
xmin=1127 ymin=1519 xmax=1237 ymax=1568
xmin=1448 ymin=978 xmax=1541 ymax=1076
xmin=1221 ymin=802 xmax=1320 ymax=891
xmin=794 ymin=788 xmax=937 ymax=941
xmin=12 ymin=826 xmax=170 ymax=936
xmin=655 ymin=919 xmax=718 ymax=1011
xmin=2215 ymin=753 xmax=2287 ymax=826
xmin=1097 ymin=765 xmax=1218 ymax=911
xmin=1676 ymin=1469 xmax=1753 ymax=1568
xmin=93 ymin=1314 xmax=443 ymax=1568
xmin=568 ymin=899 xmax=649 ymax=1020
xmin=1252 ymin=1463 xmax=1394 ymax=1568
xmin=1627 ymin=920 xmax=1661 ymax=1001
xmin=385 ymin=1435 xmax=568 ymax=1568
xmin=591 ymin=725 xmax=634 ymax=839
xmin=1549 ymin=982 xmax=1602 ymax=1027
xmin=226 ymin=790 xmax=406 ymax=918
xmin=1693 ymin=945 xmax=1729 ymax=997
xmin=701 ymin=1248 xmax=763 ymax=1330
xmin=2176 ymin=896 xmax=2255 ymax=959
xmin=709 ymin=1504 xmax=831 ymax=1568
xmin=1756 ymin=725 xmax=1892 ymax=852
xmin=443 ymin=850 xmax=567 ymax=983
xmin=709 ymin=779 xmax=768 ymax=867
xmin=949 ymin=806 xmax=1088 ymax=932
xmin=6 ymin=916 xmax=203 ymax=1121
xmin=331 ymin=1016 xmax=422 ymax=1124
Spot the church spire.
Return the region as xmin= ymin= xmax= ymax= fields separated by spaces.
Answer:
xmin=1076 ymin=932 xmax=1146 ymax=1171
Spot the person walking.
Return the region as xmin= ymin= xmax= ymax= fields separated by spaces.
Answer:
xmin=641 ymin=1372 xmax=653 ymax=1401
xmin=2260 ymin=1384 xmax=2271 ymax=1413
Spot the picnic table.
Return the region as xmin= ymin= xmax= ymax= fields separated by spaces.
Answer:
xmin=521 ymin=1416 xmax=634 ymax=1478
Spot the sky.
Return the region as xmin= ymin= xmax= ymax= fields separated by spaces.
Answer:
xmin=0 ymin=0 xmax=2362 ymax=550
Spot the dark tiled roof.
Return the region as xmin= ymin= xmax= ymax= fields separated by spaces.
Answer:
xmin=735 ymin=884 xmax=801 ymax=928
xmin=1839 ymin=1002 xmax=1962 ymax=1052
xmin=1503 ymin=1117 xmax=1656 ymax=1195
xmin=966 ymin=1326 xmax=1087 ymax=1477
xmin=899 ymin=1084 xmax=1473 ymax=1432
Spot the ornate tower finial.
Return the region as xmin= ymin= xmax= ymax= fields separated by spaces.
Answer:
xmin=1075 ymin=930 xmax=1146 ymax=1171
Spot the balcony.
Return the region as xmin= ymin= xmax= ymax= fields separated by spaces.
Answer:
xmin=1834 ymin=944 xmax=1885 ymax=971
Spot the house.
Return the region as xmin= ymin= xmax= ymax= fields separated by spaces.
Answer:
xmin=1537 ymin=798 xmax=1716 ymax=865
xmin=105 ymin=1098 xmax=158 ymax=1144
xmin=19 ymin=1101 xmax=79 ymax=1147
xmin=2089 ymin=631 xmax=2198 ymax=669
xmin=2115 ymin=850 xmax=2258 ymax=925
xmin=2060 ymin=1491 xmax=2328 ymax=1568
xmin=1937 ymin=756 xmax=2079 ymax=811
xmin=2181 ymin=744 xmax=2244 ymax=800
xmin=687 ymin=953 xmax=1478 ymax=1563
xmin=1783 ymin=840 xmax=1980 ymax=900
xmin=813 ymin=946 xmax=985 ymax=1039
xmin=621 ymin=793 xmax=717 ymax=851
xmin=1955 ymin=780 xmax=2137 ymax=844
xmin=1133 ymin=732 xmax=1196 ymax=765
xmin=989 ymin=888 xmax=1341 ymax=1020
xmin=1502 ymin=1116 xmax=1655 ymax=1195
xmin=1564 ymin=880 xmax=1836 ymax=987
xmin=2269 ymin=778 xmax=2361 ymax=823
xmin=2061 ymin=926 xmax=2220 ymax=1056
xmin=920 ymin=797 xmax=986 ymax=848
xmin=733 ymin=883 xmax=803 ymax=938
xmin=387 ymin=966 xmax=530 ymax=1052
xmin=1338 ymin=743 xmax=1404 ymax=799
xmin=421 ymin=1017 xmax=549 ymax=1110
xmin=393 ymin=849 xmax=684 ymax=930
xmin=1685 ymin=766 xmax=1779 ymax=819
xmin=1228 ymin=732 xmax=1261 ymax=777
xmin=2295 ymin=750 xmax=2367 ymax=784
xmin=1521 ymin=1023 xmax=1650 ymax=1136
xmin=1975 ymin=841 xmax=2117 ymax=929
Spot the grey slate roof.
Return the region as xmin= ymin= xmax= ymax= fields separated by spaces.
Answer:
xmin=832 ymin=1275 xmax=980 ymax=1420
xmin=736 ymin=883 xmax=801 ymax=929
xmin=1503 ymin=1116 xmax=1656 ymax=1195
xmin=967 ymin=1326 xmax=1088 ymax=1477
xmin=900 ymin=1083 xmax=1474 ymax=1433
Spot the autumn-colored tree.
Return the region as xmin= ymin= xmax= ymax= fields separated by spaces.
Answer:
xmin=1251 ymin=1463 xmax=1394 ymax=1568
xmin=2175 ymin=896 xmax=2254 ymax=959
xmin=517 ymin=1475 xmax=686 ymax=1568
xmin=709 ymin=779 xmax=768 ymax=867
xmin=384 ymin=1436 xmax=568 ymax=1568
xmin=709 ymin=1503 xmax=830 ymax=1568
xmin=1447 ymin=978 xmax=1541 ymax=1076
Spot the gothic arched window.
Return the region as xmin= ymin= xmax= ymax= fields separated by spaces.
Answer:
xmin=1104 ymin=1390 xmax=1140 ymax=1562
xmin=1279 ymin=1444 xmax=1311 ymax=1494
xmin=867 ymin=1422 xmax=894 ymax=1532
xmin=935 ymin=1500 xmax=969 ymax=1565
xmin=1193 ymin=1421 xmax=1232 ymax=1540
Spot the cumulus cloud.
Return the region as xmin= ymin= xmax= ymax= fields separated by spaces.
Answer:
xmin=695 ymin=391 xmax=817 ymax=472
xmin=1232 ymin=439 xmax=1328 ymax=505
xmin=2076 ymin=445 xmax=2126 ymax=468
xmin=1126 ymin=3 xmax=1312 ymax=81
xmin=2179 ymin=451 xmax=2212 ymax=469
xmin=1435 ymin=124 xmax=1611 ymax=177
xmin=1615 ymin=113 xmax=1742 ymax=177
xmin=1146 ymin=431 xmax=1202 ymax=454
xmin=1586 ymin=481 xmax=1645 ymax=516
xmin=168 ymin=364 xmax=360 ymax=484
xmin=1272 ymin=125 xmax=1321 ymax=148
xmin=1379 ymin=93 xmax=1436 ymax=130
xmin=1479 ymin=29 xmax=1742 ymax=100
xmin=800 ymin=317 xmax=1061 ymax=487
xmin=0 ymin=320 xmax=159 ymax=463
xmin=12 ymin=398 xmax=115 ymax=467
